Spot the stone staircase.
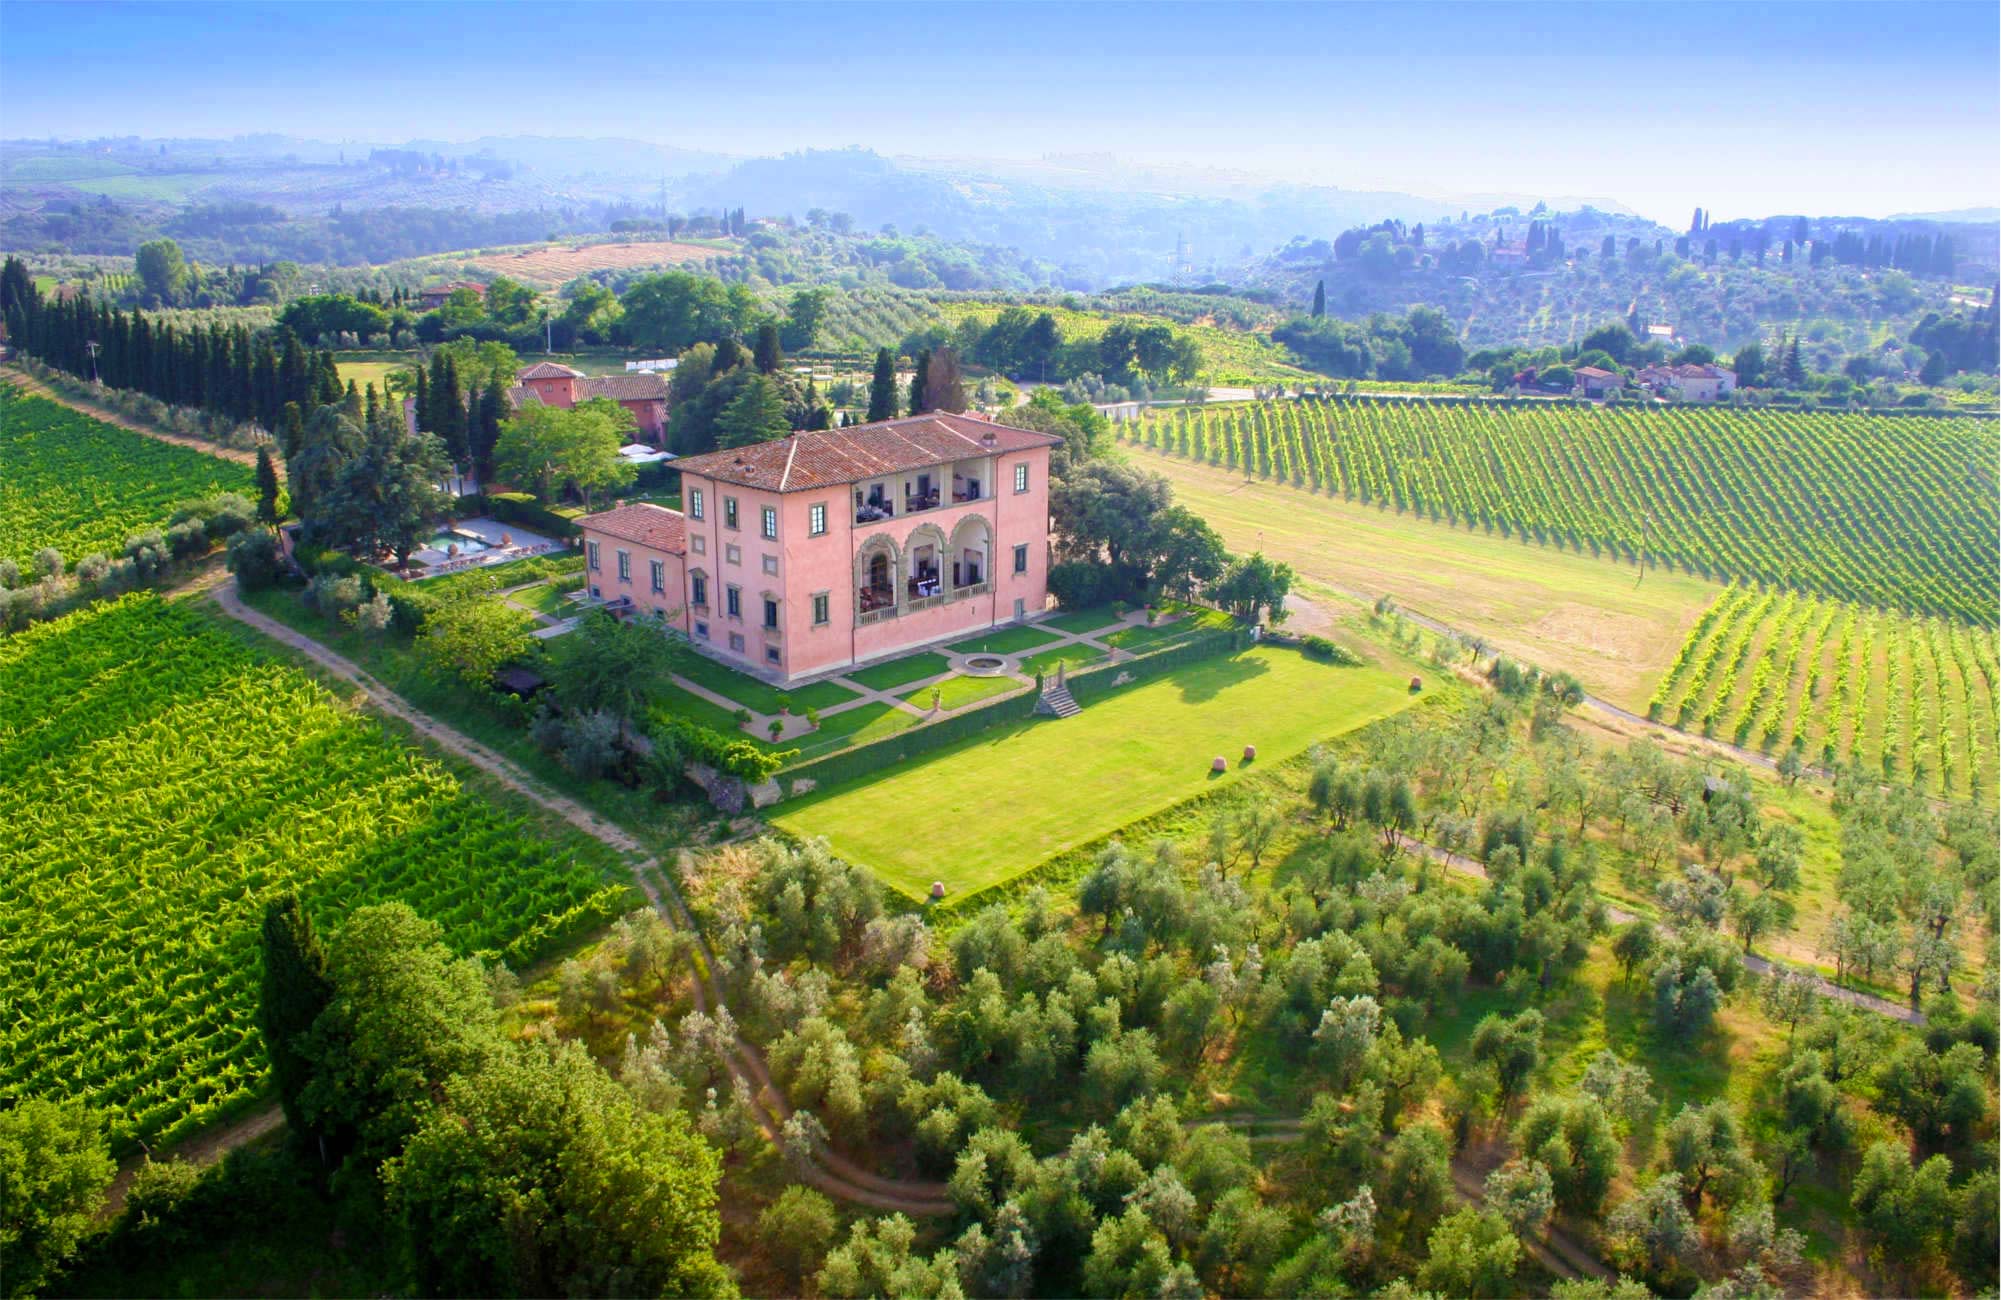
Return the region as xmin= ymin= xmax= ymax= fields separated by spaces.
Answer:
xmin=1036 ymin=683 xmax=1080 ymax=718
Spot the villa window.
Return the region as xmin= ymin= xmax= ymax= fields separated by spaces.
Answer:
xmin=762 ymin=554 xmax=779 ymax=576
xmin=650 ymin=559 xmax=665 ymax=594
xmin=761 ymin=506 xmax=778 ymax=540
xmin=695 ymin=620 xmax=709 ymax=640
xmin=726 ymin=585 xmax=741 ymax=619
xmin=689 ymin=487 xmax=704 ymax=520
xmin=765 ymin=646 xmax=781 ymax=665
xmin=729 ymin=632 xmax=745 ymax=652
xmin=812 ymin=592 xmax=830 ymax=626
xmin=1014 ymin=462 xmax=1029 ymax=493
xmin=586 ymin=540 xmax=600 ymax=571
xmin=1013 ymin=544 xmax=1028 ymax=574
xmin=723 ymin=497 xmax=739 ymax=530
xmin=616 ymin=549 xmax=631 ymax=582
xmin=809 ymin=502 xmax=827 ymax=536
xmin=691 ymin=573 xmax=708 ymax=607
xmin=763 ymin=597 xmax=779 ymax=630
xmin=725 ymin=543 xmax=741 ymax=566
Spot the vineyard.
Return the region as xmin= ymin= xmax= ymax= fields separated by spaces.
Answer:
xmin=1648 ymin=584 xmax=2000 ymax=800
xmin=1121 ymin=398 xmax=1998 ymax=623
xmin=0 ymin=385 xmax=254 ymax=570
xmin=0 ymin=595 xmax=631 ymax=1145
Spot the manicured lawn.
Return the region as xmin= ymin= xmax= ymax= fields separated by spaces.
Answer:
xmin=772 ymin=646 xmax=1417 ymax=900
xmin=1021 ymin=643 xmax=1104 ymax=678
xmin=668 ymin=649 xmax=857 ymax=714
xmin=845 ymin=651 xmax=953 ymax=691
xmin=899 ymin=673 xmax=1028 ymax=711
xmin=1044 ymin=606 xmax=1122 ymax=634
xmin=1147 ymin=450 xmax=1724 ymax=711
xmin=792 ymin=701 xmax=921 ymax=759
xmin=512 ymin=580 xmax=582 ymax=617
xmin=946 ymin=624 xmax=1063 ymax=656
xmin=1106 ymin=610 xmax=1233 ymax=650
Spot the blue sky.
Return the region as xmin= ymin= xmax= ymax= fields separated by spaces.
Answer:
xmin=2 ymin=1 xmax=1995 ymax=225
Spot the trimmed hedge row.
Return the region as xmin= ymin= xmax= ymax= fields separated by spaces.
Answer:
xmin=782 ymin=689 xmax=1041 ymax=793
xmin=1065 ymin=627 xmax=1245 ymax=706
xmin=488 ymin=490 xmax=581 ymax=539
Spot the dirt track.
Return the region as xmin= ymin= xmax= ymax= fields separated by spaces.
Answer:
xmin=2 ymin=364 xmax=278 ymax=475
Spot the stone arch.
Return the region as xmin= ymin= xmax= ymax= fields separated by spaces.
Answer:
xmin=854 ymin=532 xmax=900 ymax=614
xmin=948 ymin=515 xmax=993 ymax=589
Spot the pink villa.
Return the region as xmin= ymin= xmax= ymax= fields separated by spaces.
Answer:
xmin=576 ymin=411 xmax=1060 ymax=683
xmin=511 ymin=362 xmax=671 ymax=441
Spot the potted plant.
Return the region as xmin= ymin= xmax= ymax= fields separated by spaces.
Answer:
xmin=776 ymin=693 xmax=793 ymax=716
xmin=768 ymin=718 xmax=785 ymax=741
xmin=930 ymin=686 xmax=942 ymax=712
xmin=804 ymin=706 xmax=822 ymax=731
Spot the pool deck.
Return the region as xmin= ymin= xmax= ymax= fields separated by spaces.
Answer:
xmin=406 ymin=517 xmax=566 ymax=578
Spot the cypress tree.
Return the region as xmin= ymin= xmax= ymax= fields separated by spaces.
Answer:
xmin=753 ymin=320 xmax=782 ymax=374
xmin=412 ymin=365 xmax=430 ymax=430
xmin=1311 ymin=279 xmax=1326 ymax=318
xmin=257 ymin=894 xmax=332 ymax=1139
xmin=255 ymin=445 xmax=283 ymax=523
xmin=866 ymin=347 xmax=897 ymax=422
xmin=473 ymin=374 xmax=507 ymax=484
xmin=908 ymin=348 xmax=931 ymax=415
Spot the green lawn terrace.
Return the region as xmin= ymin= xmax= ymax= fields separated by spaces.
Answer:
xmin=647 ymin=602 xmax=1223 ymax=764
xmin=770 ymin=642 xmax=1420 ymax=904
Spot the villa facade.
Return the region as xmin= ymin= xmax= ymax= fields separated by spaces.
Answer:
xmin=577 ymin=411 xmax=1060 ymax=683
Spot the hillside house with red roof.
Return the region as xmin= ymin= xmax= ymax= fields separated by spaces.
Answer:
xmin=576 ymin=410 xmax=1058 ymax=682
xmin=511 ymin=362 xmax=670 ymax=440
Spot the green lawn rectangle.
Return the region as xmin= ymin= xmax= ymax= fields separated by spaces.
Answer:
xmin=845 ymin=651 xmax=952 ymax=691
xmin=1043 ymin=606 xmax=1122 ymax=634
xmin=1021 ymin=644 xmax=1106 ymax=678
xmin=791 ymin=701 xmax=921 ymax=758
xmin=772 ymin=646 xmax=1417 ymax=901
xmin=899 ymin=673 xmax=1028 ymax=711
xmin=669 ymin=650 xmax=856 ymax=714
xmin=946 ymin=624 xmax=1063 ymax=656
xmin=514 ymin=581 xmax=581 ymax=617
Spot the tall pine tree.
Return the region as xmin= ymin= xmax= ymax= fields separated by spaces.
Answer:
xmin=258 ymin=894 xmax=333 ymax=1140
xmin=908 ymin=349 xmax=931 ymax=415
xmin=1311 ymin=280 xmax=1326 ymax=318
xmin=255 ymin=445 xmax=283 ymax=523
xmin=866 ymin=347 xmax=898 ymax=422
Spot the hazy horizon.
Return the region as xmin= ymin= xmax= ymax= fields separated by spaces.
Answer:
xmin=2 ymin=0 xmax=1997 ymax=228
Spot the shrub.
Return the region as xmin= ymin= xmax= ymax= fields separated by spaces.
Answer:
xmin=1300 ymin=634 xmax=1363 ymax=665
xmin=227 ymin=530 xmax=283 ymax=591
xmin=1048 ymin=559 xmax=1115 ymax=610
xmin=0 ymin=558 xmax=18 ymax=589
xmin=74 ymin=553 xmax=112 ymax=588
xmin=165 ymin=519 xmax=208 ymax=561
xmin=124 ymin=531 xmax=169 ymax=581
xmin=32 ymin=546 xmax=65 ymax=578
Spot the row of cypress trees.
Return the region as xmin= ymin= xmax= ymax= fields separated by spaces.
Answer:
xmin=1 ymin=254 xmax=342 ymax=432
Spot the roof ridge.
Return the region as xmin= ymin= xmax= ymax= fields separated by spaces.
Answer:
xmin=780 ymin=434 xmax=801 ymax=490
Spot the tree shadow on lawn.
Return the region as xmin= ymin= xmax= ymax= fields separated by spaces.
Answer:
xmin=1166 ymin=652 xmax=1273 ymax=705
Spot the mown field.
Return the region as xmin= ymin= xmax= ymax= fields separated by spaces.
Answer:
xmin=1651 ymin=584 xmax=2001 ymax=799
xmin=1123 ymin=399 xmax=1999 ymax=623
xmin=1144 ymin=449 xmax=1724 ymax=712
xmin=0 ymin=385 xmax=254 ymax=569
xmin=0 ymin=594 xmax=630 ymax=1146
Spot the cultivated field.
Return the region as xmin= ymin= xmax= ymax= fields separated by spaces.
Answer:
xmin=0 ymin=594 xmax=629 ymax=1145
xmin=467 ymin=239 xmax=728 ymax=287
xmin=1143 ymin=449 xmax=1724 ymax=711
xmin=0 ymin=385 xmax=254 ymax=569
xmin=1650 ymin=585 xmax=2000 ymax=799
xmin=1125 ymin=400 xmax=1999 ymax=623
xmin=771 ymin=645 xmax=1417 ymax=901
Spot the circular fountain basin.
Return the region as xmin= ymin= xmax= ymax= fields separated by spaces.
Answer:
xmin=962 ymin=654 xmax=1009 ymax=676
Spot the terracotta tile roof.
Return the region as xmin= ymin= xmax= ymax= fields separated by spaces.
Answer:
xmin=578 ymin=502 xmax=687 ymax=554
xmin=672 ymin=411 xmax=1062 ymax=493
xmin=520 ymin=362 xmax=585 ymax=380
xmin=576 ymin=373 xmax=669 ymax=402
xmin=1574 ymin=366 xmax=1618 ymax=379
